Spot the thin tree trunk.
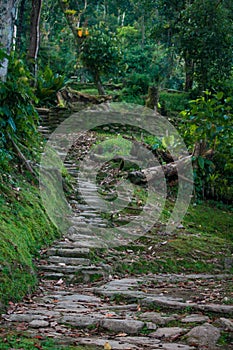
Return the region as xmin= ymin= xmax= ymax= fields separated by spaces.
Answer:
xmin=94 ymin=72 xmax=105 ymax=95
xmin=16 ymin=0 xmax=26 ymax=51
xmin=0 ymin=0 xmax=17 ymax=81
xmin=146 ymin=86 xmax=159 ymax=111
xmin=184 ymin=55 xmax=194 ymax=91
xmin=27 ymin=0 xmax=42 ymax=75
xmin=141 ymin=14 xmax=145 ymax=48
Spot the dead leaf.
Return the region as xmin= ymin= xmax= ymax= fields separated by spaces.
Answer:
xmin=104 ymin=341 xmax=112 ymax=349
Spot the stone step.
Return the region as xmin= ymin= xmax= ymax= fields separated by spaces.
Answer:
xmin=47 ymin=256 xmax=90 ymax=266
xmin=38 ymin=264 xmax=103 ymax=274
xmin=46 ymin=247 xmax=90 ymax=258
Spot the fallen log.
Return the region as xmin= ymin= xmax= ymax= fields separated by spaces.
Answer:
xmin=128 ymin=155 xmax=193 ymax=184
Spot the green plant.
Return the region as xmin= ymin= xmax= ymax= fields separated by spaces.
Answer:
xmin=180 ymin=90 xmax=233 ymax=201
xmin=80 ymin=24 xmax=121 ymax=94
xmin=36 ymin=65 xmax=65 ymax=106
xmin=0 ymin=53 xmax=40 ymax=169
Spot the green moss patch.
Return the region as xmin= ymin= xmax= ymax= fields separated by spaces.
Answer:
xmin=0 ymin=173 xmax=59 ymax=305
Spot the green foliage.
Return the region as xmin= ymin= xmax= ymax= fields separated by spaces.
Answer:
xmin=159 ymin=91 xmax=190 ymax=118
xmin=95 ymin=135 xmax=132 ymax=159
xmin=80 ymin=24 xmax=120 ymax=81
xmin=123 ymin=72 xmax=149 ymax=95
xmin=36 ymin=66 xmax=65 ymax=106
xmin=0 ymin=53 xmax=40 ymax=168
xmin=179 ymin=0 xmax=233 ymax=90
xmin=117 ymin=25 xmax=140 ymax=47
xmin=180 ymin=91 xmax=233 ymax=200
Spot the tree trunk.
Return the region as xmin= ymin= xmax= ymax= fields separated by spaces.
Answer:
xmin=141 ymin=14 xmax=145 ymax=48
xmin=94 ymin=72 xmax=105 ymax=95
xmin=27 ymin=0 xmax=42 ymax=75
xmin=0 ymin=0 xmax=17 ymax=81
xmin=184 ymin=55 xmax=194 ymax=91
xmin=146 ymin=86 xmax=159 ymax=111
xmin=128 ymin=156 xmax=193 ymax=184
xmin=16 ymin=0 xmax=26 ymax=51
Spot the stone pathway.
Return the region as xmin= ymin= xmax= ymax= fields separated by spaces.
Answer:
xmin=1 ymin=131 xmax=233 ymax=350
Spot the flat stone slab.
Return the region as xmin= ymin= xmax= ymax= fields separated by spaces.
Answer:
xmin=77 ymin=337 xmax=195 ymax=349
xmin=47 ymin=256 xmax=90 ymax=265
xmin=101 ymin=318 xmax=145 ymax=334
xmin=150 ymin=327 xmax=187 ymax=340
xmin=77 ymin=337 xmax=140 ymax=349
xmin=161 ymin=345 xmax=195 ymax=350
xmin=3 ymin=314 xmax=47 ymax=323
xmin=29 ymin=320 xmax=50 ymax=328
xmin=139 ymin=312 xmax=179 ymax=325
xmin=47 ymin=248 xmax=90 ymax=257
xmin=60 ymin=315 xmax=101 ymax=327
xmin=181 ymin=314 xmax=209 ymax=323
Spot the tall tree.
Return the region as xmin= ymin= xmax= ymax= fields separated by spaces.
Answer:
xmin=155 ymin=0 xmax=233 ymax=91
xmin=27 ymin=0 xmax=42 ymax=75
xmin=0 ymin=0 xmax=18 ymax=81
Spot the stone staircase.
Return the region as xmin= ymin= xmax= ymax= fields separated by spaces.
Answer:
xmin=1 ymin=116 xmax=233 ymax=350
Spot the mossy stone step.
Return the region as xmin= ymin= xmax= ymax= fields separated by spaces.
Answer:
xmin=46 ymin=247 xmax=90 ymax=257
xmin=47 ymin=256 xmax=90 ymax=266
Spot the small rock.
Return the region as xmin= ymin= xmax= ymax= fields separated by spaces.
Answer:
xmin=101 ymin=319 xmax=144 ymax=334
xmin=29 ymin=320 xmax=49 ymax=328
xmin=224 ymin=257 xmax=233 ymax=269
xmin=219 ymin=317 xmax=233 ymax=332
xmin=139 ymin=311 xmax=179 ymax=325
xmin=162 ymin=344 xmax=195 ymax=350
xmin=181 ymin=314 xmax=209 ymax=323
xmin=150 ymin=327 xmax=187 ymax=340
xmin=145 ymin=322 xmax=157 ymax=330
xmin=186 ymin=322 xmax=220 ymax=349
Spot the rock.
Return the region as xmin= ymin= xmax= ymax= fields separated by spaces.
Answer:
xmin=29 ymin=320 xmax=49 ymax=328
xmin=139 ymin=312 xmax=179 ymax=325
xmin=62 ymin=294 xmax=100 ymax=303
xmin=161 ymin=344 xmax=195 ymax=350
xmin=224 ymin=257 xmax=233 ymax=269
xmin=218 ymin=317 xmax=233 ymax=332
xmin=116 ymin=336 xmax=160 ymax=347
xmin=101 ymin=318 xmax=144 ymax=334
xmin=186 ymin=323 xmax=220 ymax=349
xmin=5 ymin=314 xmax=47 ymax=322
xmin=60 ymin=315 xmax=100 ymax=327
xmin=150 ymin=327 xmax=187 ymax=340
xmin=78 ymin=337 xmax=139 ymax=349
xmin=181 ymin=314 xmax=209 ymax=323
xmin=145 ymin=322 xmax=157 ymax=330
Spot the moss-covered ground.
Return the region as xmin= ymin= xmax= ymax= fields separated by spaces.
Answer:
xmin=0 ymin=172 xmax=59 ymax=306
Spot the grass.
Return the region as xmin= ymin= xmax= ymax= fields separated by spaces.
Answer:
xmin=0 ymin=334 xmax=99 ymax=350
xmin=92 ymin=201 xmax=233 ymax=275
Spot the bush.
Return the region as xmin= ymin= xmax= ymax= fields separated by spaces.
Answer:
xmin=35 ymin=65 xmax=65 ymax=106
xmin=180 ymin=91 xmax=233 ymax=201
xmin=0 ymin=53 xmax=40 ymax=168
